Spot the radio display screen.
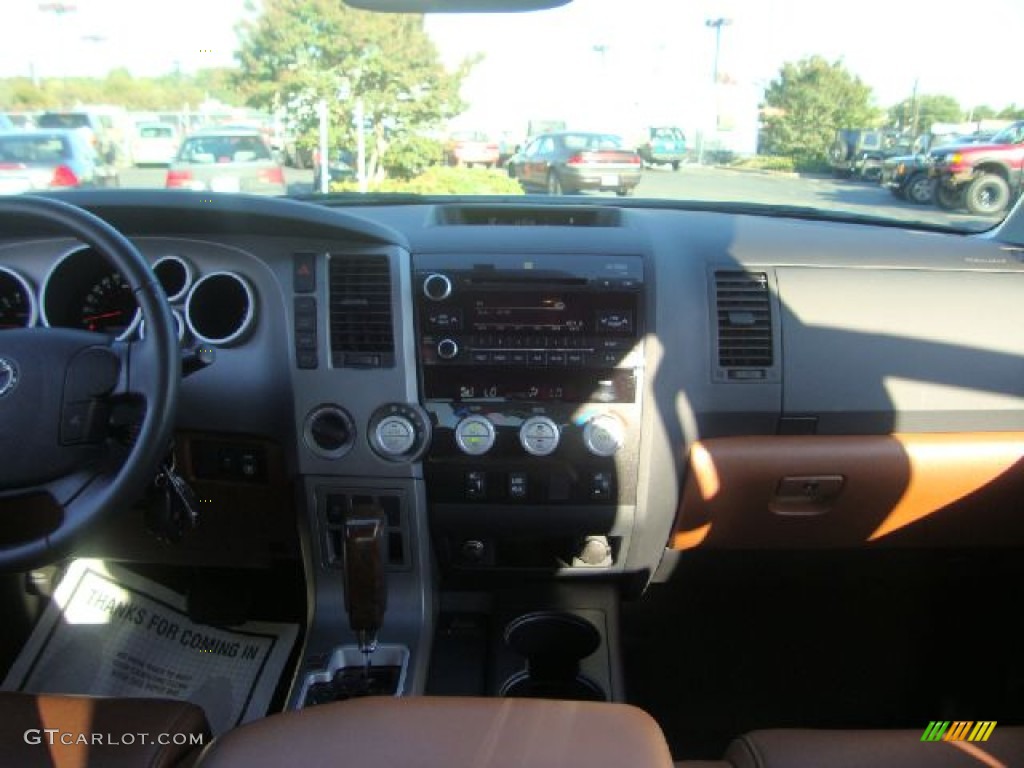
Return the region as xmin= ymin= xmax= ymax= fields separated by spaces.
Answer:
xmin=471 ymin=295 xmax=586 ymax=333
xmin=422 ymin=368 xmax=636 ymax=403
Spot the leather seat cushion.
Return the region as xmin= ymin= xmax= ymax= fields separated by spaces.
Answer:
xmin=0 ymin=691 xmax=211 ymax=768
xmin=196 ymin=696 xmax=675 ymax=768
xmin=725 ymin=727 xmax=1024 ymax=768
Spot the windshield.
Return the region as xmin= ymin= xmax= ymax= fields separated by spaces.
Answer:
xmin=1 ymin=0 xmax=1021 ymax=230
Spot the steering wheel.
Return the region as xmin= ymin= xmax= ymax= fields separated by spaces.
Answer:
xmin=0 ymin=196 xmax=178 ymax=570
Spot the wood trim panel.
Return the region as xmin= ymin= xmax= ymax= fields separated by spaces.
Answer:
xmin=671 ymin=433 xmax=1024 ymax=550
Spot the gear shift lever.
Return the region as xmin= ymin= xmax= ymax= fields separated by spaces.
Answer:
xmin=342 ymin=505 xmax=387 ymax=667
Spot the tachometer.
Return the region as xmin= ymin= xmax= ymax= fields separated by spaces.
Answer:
xmin=42 ymin=246 xmax=141 ymax=339
xmin=0 ymin=267 xmax=37 ymax=329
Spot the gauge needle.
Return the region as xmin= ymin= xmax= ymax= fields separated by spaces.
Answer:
xmin=82 ymin=311 xmax=123 ymax=323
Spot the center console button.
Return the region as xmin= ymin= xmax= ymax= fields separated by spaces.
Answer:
xmin=455 ymin=416 xmax=496 ymax=456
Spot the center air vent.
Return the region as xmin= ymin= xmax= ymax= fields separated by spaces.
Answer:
xmin=714 ymin=271 xmax=774 ymax=377
xmin=329 ymin=254 xmax=394 ymax=368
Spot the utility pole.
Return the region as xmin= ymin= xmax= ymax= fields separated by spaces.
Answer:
xmin=705 ymin=18 xmax=733 ymax=85
xmin=910 ymin=78 xmax=920 ymax=136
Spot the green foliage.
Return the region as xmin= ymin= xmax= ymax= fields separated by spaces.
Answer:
xmin=730 ymin=155 xmax=796 ymax=172
xmin=887 ymin=93 xmax=962 ymax=131
xmin=234 ymin=0 xmax=476 ymax=179
xmin=968 ymin=105 xmax=998 ymax=121
xmin=760 ymin=56 xmax=881 ymax=165
xmin=0 ymin=68 xmax=239 ymax=111
xmin=330 ymin=166 xmax=524 ymax=195
xmin=383 ymin=134 xmax=444 ymax=180
xmin=998 ymin=104 xmax=1024 ymax=120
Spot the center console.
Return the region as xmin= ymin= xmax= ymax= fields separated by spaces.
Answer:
xmin=413 ymin=253 xmax=646 ymax=575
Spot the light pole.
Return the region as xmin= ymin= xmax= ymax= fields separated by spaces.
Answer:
xmin=705 ymin=18 xmax=732 ymax=85
xmin=36 ymin=2 xmax=78 ymax=91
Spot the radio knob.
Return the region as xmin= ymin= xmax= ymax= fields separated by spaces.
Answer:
xmin=423 ymin=273 xmax=453 ymax=301
xmin=455 ymin=416 xmax=496 ymax=456
xmin=520 ymin=416 xmax=560 ymax=457
xmin=583 ymin=414 xmax=626 ymax=457
xmin=437 ymin=338 xmax=459 ymax=360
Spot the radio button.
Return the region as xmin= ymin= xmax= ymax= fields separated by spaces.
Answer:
xmin=471 ymin=351 xmax=491 ymax=364
xmin=547 ymin=352 xmax=567 ymax=366
xmin=510 ymin=351 xmax=528 ymax=365
xmin=566 ymin=352 xmax=584 ymax=366
xmin=527 ymin=351 xmax=547 ymax=366
xmin=437 ymin=338 xmax=459 ymax=360
xmin=520 ymin=416 xmax=560 ymax=457
xmin=455 ymin=416 xmax=496 ymax=456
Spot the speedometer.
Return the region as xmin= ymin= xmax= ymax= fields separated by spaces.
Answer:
xmin=42 ymin=246 xmax=141 ymax=339
xmin=79 ymin=272 xmax=138 ymax=335
xmin=0 ymin=267 xmax=37 ymax=329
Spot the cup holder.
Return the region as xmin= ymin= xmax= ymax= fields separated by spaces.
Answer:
xmin=500 ymin=611 xmax=606 ymax=702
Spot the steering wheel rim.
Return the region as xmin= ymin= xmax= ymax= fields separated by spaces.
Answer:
xmin=0 ymin=195 xmax=178 ymax=570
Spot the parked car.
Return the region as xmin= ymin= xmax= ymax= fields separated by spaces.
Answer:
xmin=131 ymin=122 xmax=180 ymax=167
xmin=0 ymin=129 xmax=118 ymax=194
xmin=930 ymin=120 xmax=1024 ymax=214
xmin=0 ymin=115 xmax=12 ymax=132
xmin=444 ymin=130 xmax=500 ymax=167
xmin=165 ymin=129 xmax=287 ymax=195
xmin=34 ymin=111 xmax=121 ymax=184
xmin=636 ymin=126 xmax=687 ymax=170
xmin=828 ymin=128 xmax=904 ymax=179
xmin=312 ymin=148 xmax=356 ymax=190
xmin=506 ymin=131 xmax=643 ymax=195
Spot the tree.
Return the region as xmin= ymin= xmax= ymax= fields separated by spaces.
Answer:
xmin=760 ymin=56 xmax=879 ymax=165
xmin=998 ymin=104 xmax=1024 ymax=120
xmin=887 ymin=93 xmax=961 ymax=132
xmin=967 ymin=104 xmax=998 ymax=121
xmin=234 ymin=0 xmax=475 ymax=179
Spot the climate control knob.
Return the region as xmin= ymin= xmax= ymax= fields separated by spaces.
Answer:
xmin=374 ymin=415 xmax=417 ymax=457
xmin=423 ymin=273 xmax=453 ymax=301
xmin=455 ymin=416 xmax=496 ymax=456
xmin=437 ymin=338 xmax=459 ymax=360
xmin=583 ymin=414 xmax=626 ymax=457
xmin=519 ymin=416 xmax=560 ymax=457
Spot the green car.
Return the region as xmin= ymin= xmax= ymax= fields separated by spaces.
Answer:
xmin=637 ymin=126 xmax=687 ymax=170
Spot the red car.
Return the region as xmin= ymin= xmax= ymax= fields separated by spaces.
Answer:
xmin=445 ymin=130 xmax=499 ymax=168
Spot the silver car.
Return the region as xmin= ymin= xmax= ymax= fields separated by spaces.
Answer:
xmin=0 ymin=129 xmax=116 ymax=194
xmin=166 ymin=129 xmax=287 ymax=195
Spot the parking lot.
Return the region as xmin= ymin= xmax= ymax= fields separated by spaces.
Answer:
xmin=119 ymin=164 xmax=995 ymax=231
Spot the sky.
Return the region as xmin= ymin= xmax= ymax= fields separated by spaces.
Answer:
xmin=3 ymin=0 xmax=1021 ymax=130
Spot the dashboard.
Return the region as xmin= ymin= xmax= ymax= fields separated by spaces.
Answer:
xmin=3 ymin=191 xmax=1024 ymax=582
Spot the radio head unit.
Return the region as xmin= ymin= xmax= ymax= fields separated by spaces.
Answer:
xmin=413 ymin=254 xmax=644 ymax=405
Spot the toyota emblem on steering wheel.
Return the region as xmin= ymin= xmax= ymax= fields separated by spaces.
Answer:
xmin=0 ymin=357 xmax=19 ymax=399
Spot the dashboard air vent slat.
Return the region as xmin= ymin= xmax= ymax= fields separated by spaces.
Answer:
xmin=329 ymin=254 xmax=394 ymax=368
xmin=714 ymin=271 xmax=774 ymax=371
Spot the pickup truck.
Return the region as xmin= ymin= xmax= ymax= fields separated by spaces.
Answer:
xmin=930 ymin=120 xmax=1024 ymax=214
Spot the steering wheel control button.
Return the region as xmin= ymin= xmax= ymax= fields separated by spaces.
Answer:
xmin=293 ymin=252 xmax=317 ymax=293
xmin=583 ymin=414 xmax=626 ymax=457
xmin=375 ymin=416 xmax=416 ymax=456
xmin=455 ymin=416 xmax=496 ymax=456
xmin=520 ymin=416 xmax=560 ymax=457
xmin=304 ymin=406 xmax=355 ymax=459
xmin=423 ymin=273 xmax=453 ymax=301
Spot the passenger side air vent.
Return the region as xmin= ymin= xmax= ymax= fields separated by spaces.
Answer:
xmin=713 ymin=271 xmax=775 ymax=379
xmin=329 ymin=254 xmax=394 ymax=368
xmin=435 ymin=205 xmax=621 ymax=227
